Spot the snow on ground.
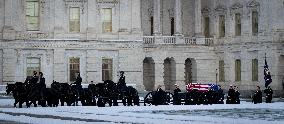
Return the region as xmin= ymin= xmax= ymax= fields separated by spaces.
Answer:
xmin=0 ymin=99 xmax=284 ymax=124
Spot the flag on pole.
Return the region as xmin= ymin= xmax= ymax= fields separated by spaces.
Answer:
xmin=264 ymin=54 xmax=272 ymax=87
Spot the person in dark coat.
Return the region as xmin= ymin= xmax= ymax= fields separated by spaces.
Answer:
xmin=74 ymin=72 xmax=82 ymax=86
xmin=31 ymin=71 xmax=38 ymax=86
xmin=226 ymin=85 xmax=235 ymax=104
xmin=118 ymin=71 xmax=126 ymax=85
xmin=154 ymin=85 xmax=165 ymax=105
xmin=73 ymin=72 xmax=83 ymax=98
xmin=234 ymin=86 xmax=240 ymax=104
xmin=38 ymin=72 xmax=46 ymax=100
xmin=264 ymin=86 xmax=273 ymax=103
xmin=253 ymin=86 xmax=262 ymax=104
xmin=173 ymin=84 xmax=181 ymax=105
xmin=217 ymin=85 xmax=224 ymax=104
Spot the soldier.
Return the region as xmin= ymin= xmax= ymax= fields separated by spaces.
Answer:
xmin=234 ymin=86 xmax=240 ymax=104
xmin=173 ymin=84 xmax=181 ymax=105
xmin=217 ymin=85 xmax=224 ymax=104
xmin=154 ymin=85 xmax=165 ymax=105
xmin=118 ymin=71 xmax=126 ymax=85
xmin=253 ymin=86 xmax=262 ymax=104
xmin=74 ymin=72 xmax=82 ymax=86
xmin=226 ymin=85 xmax=235 ymax=104
xmin=31 ymin=71 xmax=38 ymax=85
xmin=264 ymin=86 xmax=273 ymax=103
xmin=73 ymin=72 xmax=82 ymax=97
xmin=38 ymin=72 xmax=46 ymax=100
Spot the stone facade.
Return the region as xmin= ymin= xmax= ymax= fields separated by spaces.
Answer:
xmin=0 ymin=0 xmax=283 ymax=96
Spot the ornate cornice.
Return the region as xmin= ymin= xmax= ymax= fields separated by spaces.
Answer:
xmin=247 ymin=0 xmax=260 ymax=8
xmin=0 ymin=40 xmax=142 ymax=50
xmin=201 ymin=7 xmax=211 ymax=16
xmin=215 ymin=5 xmax=227 ymax=15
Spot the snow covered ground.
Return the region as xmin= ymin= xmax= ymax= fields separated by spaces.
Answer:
xmin=0 ymin=99 xmax=284 ymax=124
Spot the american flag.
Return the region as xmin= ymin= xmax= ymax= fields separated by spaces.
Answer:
xmin=264 ymin=55 xmax=272 ymax=87
xmin=186 ymin=83 xmax=218 ymax=92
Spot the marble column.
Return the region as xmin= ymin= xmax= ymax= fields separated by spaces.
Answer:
xmin=174 ymin=0 xmax=182 ymax=35
xmin=175 ymin=58 xmax=186 ymax=90
xmin=153 ymin=0 xmax=161 ymax=36
xmin=131 ymin=0 xmax=142 ymax=34
xmin=3 ymin=0 xmax=16 ymax=40
xmin=154 ymin=60 xmax=164 ymax=90
xmin=195 ymin=0 xmax=202 ymax=37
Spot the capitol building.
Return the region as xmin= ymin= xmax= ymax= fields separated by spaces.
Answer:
xmin=0 ymin=0 xmax=283 ymax=96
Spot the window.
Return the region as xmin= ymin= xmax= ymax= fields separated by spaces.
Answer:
xmin=102 ymin=8 xmax=112 ymax=33
xmin=219 ymin=60 xmax=225 ymax=82
xmin=150 ymin=16 xmax=154 ymax=36
xmin=203 ymin=17 xmax=210 ymax=37
xmin=235 ymin=59 xmax=241 ymax=81
xmin=69 ymin=7 xmax=80 ymax=32
xmin=26 ymin=58 xmax=40 ymax=77
xmin=69 ymin=57 xmax=80 ymax=82
xmin=235 ymin=13 xmax=241 ymax=36
xmin=102 ymin=58 xmax=113 ymax=81
xmin=26 ymin=0 xmax=39 ymax=31
xmin=219 ymin=15 xmax=225 ymax=38
xmin=252 ymin=11 xmax=258 ymax=35
xmin=170 ymin=17 xmax=174 ymax=36
xmin=252 ymin=59 xmax=258 ymax=81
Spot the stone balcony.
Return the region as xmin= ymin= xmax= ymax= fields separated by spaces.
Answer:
xmin=142 ymin=36 xmax=214 ymax=46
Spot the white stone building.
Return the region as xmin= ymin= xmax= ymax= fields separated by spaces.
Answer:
xmin=0 ymin=0 xmax=283 ymax=96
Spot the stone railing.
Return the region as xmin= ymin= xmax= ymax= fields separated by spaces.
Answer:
xmin=162 ymin=36 xmax=176 ymax=44
xmin=143 ymin=36 xmax=214 ymax=46
xmin=205 ymin=38 xmax=214 ymax=46
xmin=184 ymin=37 xmax=196 ymax=45
xmin=143 ymin=36 xmax=155 ymax=44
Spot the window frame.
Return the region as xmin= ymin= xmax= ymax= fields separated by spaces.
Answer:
xmin=219 ymin=15 xmax=225 ymax=38
xmin=69 ymin=7 xmax=81 ymax=33
xmin=26 ymin=57 xmax=41 ymax=77
xmin=219 ymin=60 xmax=225 ymax=82
xmin=235 ymin=59 xmax=241 ymax=81
xmin=252 ymin=59 xmax=258 ymax=81
xmin=26 ymin=0 xmax=40 ymax=31
xmin=252 ymin=11 xmax=259 ymax=35
xmin=235 ymin=13 xmax=241 ymax=36
xmin=102 ymin=8 xmax=112 ymax=33
xmin=102 ymin=58 xmax=113 ymax=81
xmin=69 ymin=57 xmax=80 ymax=82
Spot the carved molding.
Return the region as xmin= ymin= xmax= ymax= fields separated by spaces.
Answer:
xmin=168 ymin=8 xmax=174 ymax=18
xmin=214 ymin=5 xmax=227 ymax=15
xmin=246 ymin=0 xmax=260 ymax=17
xmin=201 ymin=7 xmax=211 ymax=16
xmin=230 ymin=3 xmax=243 ymax=15
xmin=247 ymin=0 xmax=260 ymax=8
xmin=148 ymin=7 xmax=153 ymax=17
xmin=96 ymin=0 xmax=118 ymax=9
xmin=40 ymin=0 xmax=46 ymax=14
xmin=64 ymin=0 xmax=87 ymax=14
